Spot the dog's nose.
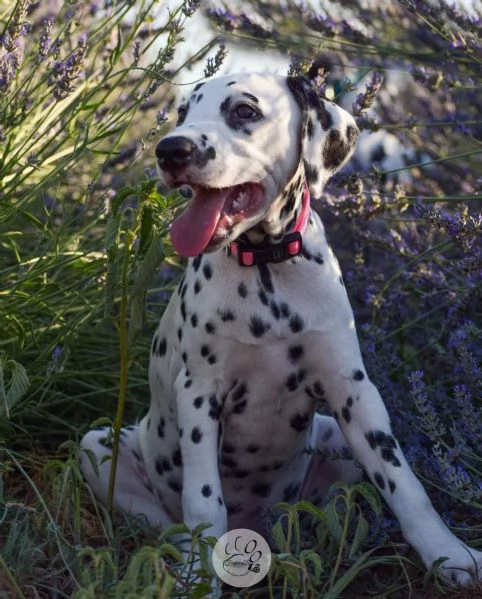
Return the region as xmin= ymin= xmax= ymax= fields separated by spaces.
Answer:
xmin=155 ymin=136 xmax=197 ymax=171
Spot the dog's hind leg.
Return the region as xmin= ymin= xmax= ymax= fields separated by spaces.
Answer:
xmin=80 ymin=425 xmax=173 ymax=527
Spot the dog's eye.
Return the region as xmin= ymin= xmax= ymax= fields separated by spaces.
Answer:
xmin=233 ymin=103 xmax=258 ymax=120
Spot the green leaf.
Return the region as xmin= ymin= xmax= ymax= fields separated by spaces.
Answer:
xmin=272 ymin=518 xmax=288 ymax=551
xmin=323 ymin=500 xmax=343 ymax=543
xmin=299 ymin=549 xmax=323 ymax=584
xmin=348 ymin=512 xmax=369 ymax=559
xmin=0 ymin=356 xmax=30 ymax=418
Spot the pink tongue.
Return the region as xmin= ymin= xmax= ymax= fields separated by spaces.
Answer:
xmin=170 ymin=187 xmax=229 ymax=257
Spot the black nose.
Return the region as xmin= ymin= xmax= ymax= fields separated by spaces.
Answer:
xmin=155 ymin=136 xmax=197 ymax=171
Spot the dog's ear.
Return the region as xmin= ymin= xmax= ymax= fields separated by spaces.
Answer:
xmin=286 ymin=76 xmax=359 ymax=199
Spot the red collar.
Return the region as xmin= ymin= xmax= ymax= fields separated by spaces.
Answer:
xmin=227 ymin=185 xmax=310 ymax=267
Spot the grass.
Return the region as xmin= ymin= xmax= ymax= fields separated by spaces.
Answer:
xmin=1 ymin=0 xmax=481 ymax=597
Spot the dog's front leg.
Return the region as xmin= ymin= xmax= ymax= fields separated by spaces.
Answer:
xmin=315 ymin=326 xmax=482 ymax=586
xmin=175 ymin=372 xmax=227 ymax=537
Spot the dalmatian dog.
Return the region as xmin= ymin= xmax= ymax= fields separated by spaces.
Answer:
xmin=80 ymin=72 xmax=482 ymax=586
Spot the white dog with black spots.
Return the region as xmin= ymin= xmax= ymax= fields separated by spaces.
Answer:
xmin=80 ymin=72 xmax=482 ymax=587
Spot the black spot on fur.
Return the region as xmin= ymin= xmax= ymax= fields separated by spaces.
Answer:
xmin=232 ymin=382 xmax=248 ymax=402
xmin=201 ymin=344 xmax=210 ymax=357
xmin=304 ymin=160 xmax=319 ymax=186
xmin=155 ymin=458 xmax=165 ymax=476
xmin=347 ymin=396 xmax=354 ymax=407
xmin=353 ymin=369 xmax=365 ymax=381
xmin=269 ymin=301 xmax=280 ymax=320
xmin=177 ymin=328 xmax=183 ymax=341
xmin=258 ymin=289 xmax=269 ymax=305
xmin=285 ymin=372 xmax=298 ymax=391
xmin=194 ymin=280 xmax=202 ymax=294
xmin=374 ymin=472 xmax=385 ymax=490
xmin=208 ymin=354 xmax=217 ymax=365
xmin=180 ymin=300 xmax=187 ymax=321
xmin=193 ymin=396 xmax=203 ymax=409
xmin=184 ymin=379 xmax=192 ymax=388
xmin=157 ymin=417 xmax=165 ymax=438
xmin=193 ymin=82 xmax=205 ymax=92
xmin=388 ymin=480 xmax=396 ymax=493
xmin=98 ymin=436 xmax=112 ymax=448
xmin=249 ymin=315 xmax=271 ymax=338
xmin=289 ymin=314 xmax=304 ymax=333
xmin=168 ymin=479 xmax=182 ymax=493
xmin=251 ymin=482 xmax=271 ymax=498
xmin=257 ymin=264 xmax=274 ymax=293
xmin=192 ymin=255 xmax=202 ymax=272
xmin=205 ymin=321 xmax=216 ymax=334
xmin=288 ymin=345 xmax=304 ymax=363
xmin=313 ymin=380 xmax=324 ymax=397
xmin=218 ymin=308 xmax=235 ymax=322
xmin=218 ymin=496 xmax=223 ymax=506
xmin=238 ymin=282 xmax=248 ymax=298
xmin=314 ymin=252 xmax=324 ymax=264
xmin=191 ymin=427 xmax=202 ymax=443
xmin=290 ymin=412 xmax=310 ymax=432
xmin=208 ymin=394 xmax=221 ymax=420
xmin=280 ymin=302 xmax=291 ymax=318
xmin=172 ymin=448 xmax=183 ymax=467
xmin=201 ymin=484 xmax=212 ymax=498
xmin=202 ymin=262 xmax=213 ymax=280
xmin=190 ymin=314 xmax=198 ymax=327
xmin=341 ymin=406 xmax=351 ymax=423
xmin=306 ymin=116 xmax=314 ymax=139
xmin=160 ymin=458 xmax=172 ymax=472
xmin=323 ymin=129 xmax=353 ymax=171
xmin=232 ymin=399 xmax=248 ymax=414
xmin=365 ymin=430 xmax=401 ymax=467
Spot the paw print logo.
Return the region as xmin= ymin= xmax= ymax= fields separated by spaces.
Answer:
xmin=213 ymin=528 xmax=272 ymax=587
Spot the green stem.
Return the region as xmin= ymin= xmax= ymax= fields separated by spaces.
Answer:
xmin=330 ymin=492 xmax=351 ymax=588
xmin=107 ymin=232 xmax=133 ymax=513
xmin=0 ymin=554 xmax=27 ymax=599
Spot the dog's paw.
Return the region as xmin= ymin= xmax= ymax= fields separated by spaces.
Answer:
xmin=435 ymin=545 xmax=482 ymax=587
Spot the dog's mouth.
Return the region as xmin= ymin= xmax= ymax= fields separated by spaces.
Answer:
xmin=170 ymin=183 xmax=265 ymax=257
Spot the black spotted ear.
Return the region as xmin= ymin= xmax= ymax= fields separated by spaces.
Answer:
xmin=286 ymin=76 xmax=359 ymax=199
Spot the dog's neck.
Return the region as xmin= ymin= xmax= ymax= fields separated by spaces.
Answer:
xmin=245 ymin=161 xmax=308 ymax=245
xmin=225 ymin=162 xmax=312 ymax=267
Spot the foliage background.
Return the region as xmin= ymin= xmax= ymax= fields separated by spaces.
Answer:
xmin=0 ymin=0 xmax=480 ymax=597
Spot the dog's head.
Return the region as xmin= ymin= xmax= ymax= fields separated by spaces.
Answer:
xmin=156 ymin=73 xmax=358 ymax=257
